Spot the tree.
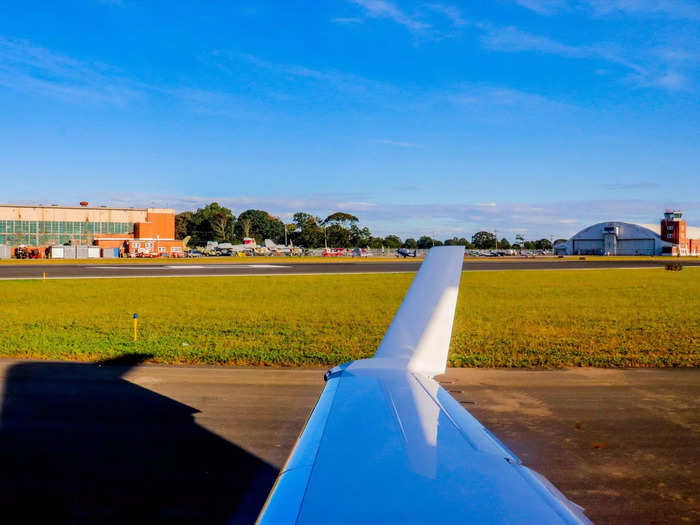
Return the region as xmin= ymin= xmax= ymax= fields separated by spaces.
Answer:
xmin=292 ymin=212 xmax=324 ymax=248
xmin=368 ymin=236 xmax=385 ymax=249
xmin=234 ymin=209 xmax=284 ymax=244
xmin=499 ymin=238 xmax=511 ymax=249
xmin=523 ymin=241 xmax=536 ymax=250
xmin=174 ymin=212 xmax=192 ymax=240
xmin=326 ymin=223 xmax=351 ymax=247
xmin=403 ymin=238 xmax=417 ymax=249
xmin=240 ymin=218 xmax=252 ymax=238
xmin=320 ymin=212 xmax=359 ymax=249
xmin=472 ymin=231 xmax=497 ymax=249
xmin=210 ymin=211 xmax=231 ymax=242
xmin=444 ymin=237 xmax=472 ymax=248
xmin=323 ymin=212 xmax=359 ymax=226
xmin=292 ymin=212 xmax=315 ymax=229
xmin=383 ymin=235 xmax=402 ymax=249
xmin=349 ymin=225 xmax=371 ymax=247
xmin=417 ymin=236 xmax=435 ymax=249
xmin=284 ymin=223 xmax=297 ymax=245
xmin=188 ymin=203 xmax=236 ymax=246
xmin=534 ymin=238 xmax=553 ymax=250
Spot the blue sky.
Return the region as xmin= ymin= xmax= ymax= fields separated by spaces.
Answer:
xmin=0 ymin=0 xmax=698 ymax=240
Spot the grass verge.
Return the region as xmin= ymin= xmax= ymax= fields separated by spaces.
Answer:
xmin=0 ymin=268 xmax=697 ymax=367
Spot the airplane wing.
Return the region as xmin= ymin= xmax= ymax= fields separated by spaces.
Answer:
xmin=256 ymin=246 xmax=592 ymax=524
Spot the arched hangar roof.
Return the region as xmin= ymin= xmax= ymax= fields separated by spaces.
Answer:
xmin=570 ymin=222 xmax=661 ymax=240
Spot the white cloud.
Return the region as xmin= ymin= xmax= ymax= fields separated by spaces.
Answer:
xmin=208 ymin=50 xmax=401 ymax=104
xmin=0 ymin=37 xmax=264 ymax=116
xmin=605 ymin=182 xmax=661 ymax=190
xmin=336 ymin=201 xmax=377 ymax=210
xmin=514 ymin=0 xmax=700 ymax=20
xmin=0 ymin=37 xmax=141 ymax=105
xmin=350 ymin=0 xmax=430 ymax=30
xmin=424 ymin=4 xmax=468 ymax=26
xmin=480 ymin=26 xmax=697 ymax=92
xmin=585 ymin=0 xmax=700 ymax=21
xmin=446 ymin=83 xmax=575 ymax=114
xmin=481 ymin=26 xmax=642 ymax=72
xmin=373 ymin=139 xmax=424 ymax=148
xmin=642 ymin=70 xmax=688 ymax=90
xmin=0 ymin=37 xmax=576 ymax=120
xmin=208 ymin=52 xmax=576 ymax=117
xmin=514 ymin=0 xmax=568 ymax=15
xmin=481 ymin=26 xmax=590 ymax=58
xmin=331 ymin=17 xmax=365 ymax=24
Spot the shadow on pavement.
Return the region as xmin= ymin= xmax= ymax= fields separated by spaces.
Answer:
xmin=0 ymin=354 xmax=277 ymax=524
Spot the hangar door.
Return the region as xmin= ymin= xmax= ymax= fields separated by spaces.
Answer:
xmin=617 ymin=239 xmax=654 ymax=255
xmin=572 ymin=239 xmax=603 ymax=254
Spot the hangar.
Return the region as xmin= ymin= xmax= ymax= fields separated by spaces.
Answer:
xmin=556 ymin=210 xmax=700 ymax=256
xmin=0 ymin=203 xmax=183 ymax=257
xmin=559 ymin=222 xmax=669 ymax=256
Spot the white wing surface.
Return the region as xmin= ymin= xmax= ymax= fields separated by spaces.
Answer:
xmin=375 ymin=245 xmax=464 ymax=378
xmin=256 ymin=247 xmax=592 ymax=525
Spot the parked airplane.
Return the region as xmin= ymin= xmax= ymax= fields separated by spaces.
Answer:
xmin=264 ymin=239 xmax=302 ymax=256
xmin=202 ymin=239 xmax=257 ymax=255
xmin=226 ymin=238 xmax=258 ymax=254
xmin=257 ymin=246 xmax=592 ymax=524
xmin=396 ymin=247 xmax=417 ymax=258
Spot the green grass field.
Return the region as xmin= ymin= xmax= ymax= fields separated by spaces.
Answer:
xmin=0 ymin=268 xmax=698 ymax=367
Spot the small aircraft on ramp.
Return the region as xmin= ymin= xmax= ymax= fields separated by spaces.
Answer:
xmin=264 ymin=239 xmax=302 ymax=256
xmin=396 ymin=247 xmax=417 ymax=258
xmin=256 ymin=246 xmax=592 ymax=524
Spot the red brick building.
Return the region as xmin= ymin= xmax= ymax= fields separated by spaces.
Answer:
xmin=660 ymin=210 xmax=700 ymax=256
xmin=94 ymin=208 xmax=184 ymax=257
xmin=0 ymin=203 xmax=181 ymax=256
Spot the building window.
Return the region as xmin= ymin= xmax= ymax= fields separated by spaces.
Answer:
xmin=171 ymin=246 xmax=182 ymax=252
xmin=158 ymin=247 xmax=166 ymax=253
xmin=667 ymin=234 xmax=673 ymax=239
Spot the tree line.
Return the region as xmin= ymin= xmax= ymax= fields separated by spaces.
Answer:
xmin=175 ymin=202 xmax=560 ymax=250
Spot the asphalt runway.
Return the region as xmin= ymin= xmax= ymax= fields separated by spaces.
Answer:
xmin=1 ymin=258 xmax=699 ymax=279
xmin=0 ymin=361 xmax=697 ymax=524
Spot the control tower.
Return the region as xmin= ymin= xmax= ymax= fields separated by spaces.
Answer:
xmin=660 ymin=210 xmax=688 ymax=255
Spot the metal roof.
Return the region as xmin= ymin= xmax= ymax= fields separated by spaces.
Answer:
xmin=570 ymin=222 xmax=662 ymax=240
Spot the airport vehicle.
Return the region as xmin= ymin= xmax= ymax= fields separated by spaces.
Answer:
xmin=257 ymin=246 xmax=592 ymax=524
xmin=15 ymin=246 xmax=42 ymax=259
xmin=351 ymin=247 xmax=369 ymax=257
xmin=396 ymin=247 xmax=417 ymax=258
xmin=322 ymin=248 xmax=344 ymax=257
